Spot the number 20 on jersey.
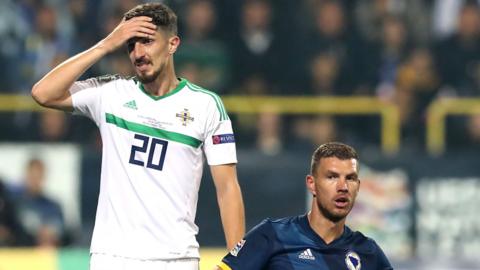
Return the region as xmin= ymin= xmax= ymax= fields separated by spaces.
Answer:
xmin=129 ymin=134 xmax=168 ymax=171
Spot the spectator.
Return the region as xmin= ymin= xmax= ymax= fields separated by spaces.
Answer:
xmin=355 ymin=0 xmax=431 ymax=44
xmin=435 ymin=2 xmax=480 ymax=96
xmin=176 ymin=0 xmax=230 ymax=91
xmin=396 ymin=47 xmax=440 ymax=146
xmin=36 ymin=109 xmax=71 ymax=142
xmin=304 ymin=0 xmax=369 ymax=95
xmin=0 ymin=0 xmax=31 ymax=93
xmin=10 ymin=159 xmax=66 ymax=247
xmin=228 ymin=0 xmax=284 ymax=93
xmin=307 ymin=52 xmax=341 ymax=95
xmin=21 ymin=5 xmax=71 ymax=90
xmin=0 ymin=179 xmax=30 ymax=246
xmin=373 ymin=15 xmax=411 ymax=100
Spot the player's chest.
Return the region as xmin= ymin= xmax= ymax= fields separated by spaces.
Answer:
xmin=106 ymin=96 xmax=203 ymax=133
xmin=268 ymin=249 xmax=371 ymax=270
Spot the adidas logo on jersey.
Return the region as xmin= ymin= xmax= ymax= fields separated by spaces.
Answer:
xmin=298 ymin=248 xmax=315 ymax=260
xmin=123 ymin=100 xmax=138 ymax=110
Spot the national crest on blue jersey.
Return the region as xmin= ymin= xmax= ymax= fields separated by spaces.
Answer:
xmin=176 ymin=108 xmax=194 ymax=126
xmin=229 ymin=239 xmax=246 ymax=257
xmin=345 ymin=251 xmax=361 ymax=270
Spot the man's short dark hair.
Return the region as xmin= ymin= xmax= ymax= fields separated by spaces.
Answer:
xmin=310 ymin=142 xmax=358 ymax=175
xmin=124 ymin=3 xmax=178 ymax=35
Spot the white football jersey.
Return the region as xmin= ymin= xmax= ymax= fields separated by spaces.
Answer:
xmin=70 ymin=76 xmax=237 ymax=259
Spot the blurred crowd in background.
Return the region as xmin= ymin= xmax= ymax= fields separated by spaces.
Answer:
xmin=1 ymin=0 xmax=480 ymax=249
xmin=1 ymin=0 xmax=480 ymax=153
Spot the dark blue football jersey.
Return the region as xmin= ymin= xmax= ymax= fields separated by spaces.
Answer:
xmin=219 ymin=214 xmax=393 ymax=270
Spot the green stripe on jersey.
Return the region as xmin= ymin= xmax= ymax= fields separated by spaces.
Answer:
xmin=186 ymin=82 xmax=229 ymax=121
xmin=105 ymin=113 xmax=202 ymax=148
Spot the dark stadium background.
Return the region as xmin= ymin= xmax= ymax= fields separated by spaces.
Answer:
xmin=1 ymin=0 xmax=480 ymax=269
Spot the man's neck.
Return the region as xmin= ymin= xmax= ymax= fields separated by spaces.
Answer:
xmin=307 ymin=210 xmax=345 ymax=245
xmin=142 ymin=71 xmax=179 ymax=97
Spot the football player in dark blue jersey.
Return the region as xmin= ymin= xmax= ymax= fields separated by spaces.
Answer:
xmin=216 ymin=142 xmax=393 ymax=270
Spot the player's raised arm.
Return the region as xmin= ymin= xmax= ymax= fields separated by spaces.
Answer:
xmin=31 ymin=16 xmax=157 ymax=111
xmin=210 ymin=164 xmax=245 ymax=250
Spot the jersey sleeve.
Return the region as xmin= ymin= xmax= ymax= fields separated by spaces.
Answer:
xmin=219 ymin=219 xmax=275 ymax=270
xmin=203 ymin=96 xmax=237 ymax=165
xmin=69 ymin=77 xmax=107 ymax=125
xmin=373 ymin=241 xmax=394 ymax=270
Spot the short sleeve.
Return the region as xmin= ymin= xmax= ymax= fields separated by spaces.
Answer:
xmin=203 ymin=96 xmax=237 ymax=165
xmin=69 ymin=78 xmax=105 ymax=124
xmin=220 ymin=219 xmax=275 ymax=270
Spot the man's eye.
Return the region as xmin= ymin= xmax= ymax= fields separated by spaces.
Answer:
xmin=140 ymin=38 xmax=153 ymax=44
xmin=127 ymin=43 xmax=135 ymax=52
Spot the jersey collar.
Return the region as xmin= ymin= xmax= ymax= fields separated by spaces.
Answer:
xmin=138 ymin=78 xmax=187 ymax=101
xmin=298 ymin=214 xmax=353 ymax=247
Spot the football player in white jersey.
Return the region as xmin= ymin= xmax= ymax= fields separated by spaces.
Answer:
xmin=31 ymin=2 xmax=245 ymax=270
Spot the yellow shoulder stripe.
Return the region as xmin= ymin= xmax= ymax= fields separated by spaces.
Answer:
xmin=218 ymin=261 xmax=233 ymax=270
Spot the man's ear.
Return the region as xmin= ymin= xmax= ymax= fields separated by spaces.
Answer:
xmin=168 ymin=36 xmax=180 ymax=54
xmin=306 ymin=175 xmax=316 ymax=197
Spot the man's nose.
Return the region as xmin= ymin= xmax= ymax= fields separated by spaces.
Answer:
xmin=132 ymin=42 xmax=146 ymax=58
xmin=336 ymin=177 xmax=348 ymax=192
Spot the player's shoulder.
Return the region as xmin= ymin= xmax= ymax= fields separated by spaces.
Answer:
xmin=83 ymin=74 xmax=136 ymax=88
xmin=183 ymin=79 xmax=222 ymax=100
xmin=268 ymin=215 xmax=302 ymax=225
xmin=346 ymin=227 xmax=384 ymax=253
xmin=96 ymin=74 xmax=135 ymax=83
xmin=256 ymin=215 xmax=303 ymax=232
xmin=183 ymin=79 xmax=229 ymax=120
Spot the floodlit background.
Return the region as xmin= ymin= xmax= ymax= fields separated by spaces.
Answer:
xmin=1 ymin=0 xmax=480 ymax=269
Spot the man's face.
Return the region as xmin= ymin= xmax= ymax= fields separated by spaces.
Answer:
xmin=307 ymin=157 xmax=360 ymax=222
xmin=127 ymin=29 xmax=178 ymax=84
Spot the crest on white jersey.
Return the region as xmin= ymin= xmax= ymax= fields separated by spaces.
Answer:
xmin=176 ymin=108 xmax=194 ymax=126
xmin=345 ymin=251 xmax=361 ymax=270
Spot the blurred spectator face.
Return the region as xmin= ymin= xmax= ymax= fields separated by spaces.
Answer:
xmin=243 ymin=75 xmax=268 ymax=95
xmin=311 ymin=116 xmax=337 ymax=145
xmin=315 ymin=2 xmax=344 ymax=37
xmin=39 ymin=110 xmax=67 ymax=141
xmin=374 ymin=0 xmax=389 ymax=16
xmin=310 ymin=53 xmax=339 ymax=92
xmin=25 ymin=159 xmax=45 ymax=196
xmin=410 ymin=49 xmax=432 ymax=71
xmin=397 ymin=48 xmax=438 ymax=92
xmin=36 ymin=6 xmax=57 ymax=38
xmin=185 ymin=0 xmax=216 ymax=40
xmin=458 ymin=4 xmax=480 ymax=39
xmin=242 ymin=0 xmax=272 ymax=31
xmin=382 ymin=17 xmax=406 ymax=49
xmin=70 ymin=0 xmax=87 ymax=18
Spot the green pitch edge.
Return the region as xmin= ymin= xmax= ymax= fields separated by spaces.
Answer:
xmin=58 ymin=249 xmax=90 ymax=270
